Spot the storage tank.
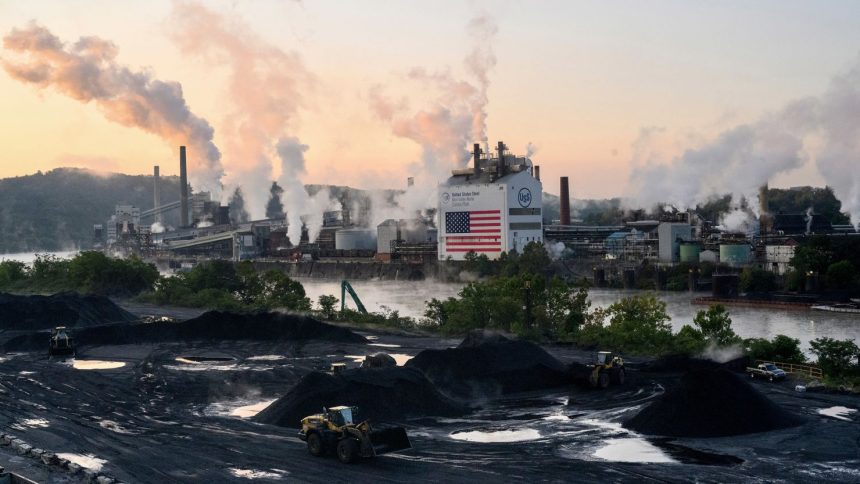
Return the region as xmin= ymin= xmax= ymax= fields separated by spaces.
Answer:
xmin=719 ymin=244 xmax=751 ymax=267
xmin=679 ymin=243 xmax=702 ymax=263
xmin=335 ymin=229 xmax=376 ymax=251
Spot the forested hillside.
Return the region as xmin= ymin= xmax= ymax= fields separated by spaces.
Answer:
xmin=0 ymin=168 xmax=181 ymax=253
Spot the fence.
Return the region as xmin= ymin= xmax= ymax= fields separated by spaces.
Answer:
xmin=755 ymin=360 xmax=823 ymax=379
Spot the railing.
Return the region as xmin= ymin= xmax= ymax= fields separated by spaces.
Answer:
xmin=755 ymin=360 xmax=823 ymax=379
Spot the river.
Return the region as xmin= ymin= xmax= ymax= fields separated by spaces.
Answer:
xmin=300 ymin=279 xmax=859 ymax=352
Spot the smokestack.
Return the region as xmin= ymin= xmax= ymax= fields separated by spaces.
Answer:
xmin=560 ymin=176 xmax=571 ymax=226
xmin=407 ymin=177 xmax=415 ymax=188
xmin=496 ymin=141 xmax=505 ymax=177
xmin=534 ymin=165 xmax=540 ymax=181
xmin=153 ymin=165 xmax=161 ymax=224
xmin=179 ymin=146 xmax=189 ymax=228
xmin=473 ymin=143 xmax=482 ymax=177
xmin=759 ymin=183 xmax=769 ymax=234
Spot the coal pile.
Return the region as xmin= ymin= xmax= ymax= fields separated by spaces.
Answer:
xmin=253 ymin=366 xmax=465 ymax=427
xmin=405 ymin=330 xmax=570 ymax=399
xmin=625 ymin=368 xmax=804 ymax=437
xmin=0 ymin=292 xmax=136 ymax=330
xmin=3 ymin=311 xmax=365 ymax=351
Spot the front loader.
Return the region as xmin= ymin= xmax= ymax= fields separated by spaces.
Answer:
xmin=299 ymin=406 xmax=411 ymax=464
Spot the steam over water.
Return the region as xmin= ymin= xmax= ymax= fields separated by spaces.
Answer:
xmin=301 ymin=280 xmax=860 ymax=352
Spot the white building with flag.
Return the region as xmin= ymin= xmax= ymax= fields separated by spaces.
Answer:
xmin=438 ymin=141 xmax=543 ymax=261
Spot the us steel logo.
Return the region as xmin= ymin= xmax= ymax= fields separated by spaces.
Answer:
xmin=442 ymin=192 xmax=450 ymax=204
xmin=518 ymin=188 xmax=532 ymax=207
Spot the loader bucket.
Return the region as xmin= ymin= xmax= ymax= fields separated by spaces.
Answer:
xmin=369 ymin=426 xmax=411 ymax=455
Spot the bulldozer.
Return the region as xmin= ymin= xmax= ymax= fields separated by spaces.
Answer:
xmin=48 ymin=326 xmax=75 ymax=358
xmin=587 ymin=351 xmax=625 ymax=388
xmin=299 ymin=406 xmax=411 ymax=464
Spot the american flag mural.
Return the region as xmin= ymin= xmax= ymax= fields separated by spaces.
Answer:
xmin=443 ymin=209 xmax=502 ymax=253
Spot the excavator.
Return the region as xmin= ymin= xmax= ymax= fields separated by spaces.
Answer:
xmin=299 ymin=406 xmax=411 ymax=464
xmin=340 ymin=280 xmax=367 ymax=314
xmin=48 ymin=326 xmax=75 ymax=358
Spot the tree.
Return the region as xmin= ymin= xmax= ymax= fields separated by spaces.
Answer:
xmin=673 ymin=325 xmax=706 ymax=355
xmin=318 ymin=294 xmax=338 ymax=319
xmin=604 ymin=294 xmax=674 ymax=354
xmin=518 ymin=242 xmax=552 ymax=276
xmin=258 ymin=270 xmax=311 ymax=310
xmin=744 ymin=334 xmax=806 ymax=364
xmin=809 ymin=337 xmax=859 ymax=376
xmin=0 ymin=260 xmax=27 ymax=288
xmin=825 ymin=260 xmax=856 ymax=290
xmin=692 ymin=304 xmax=740 ymax=346
xmin=790 ymin=236 xmax=834 ymax=274
xmin=265 ymin=182 xmax=285 ymax=219
xmin=739 ymin=267 xmax=777 ymax=293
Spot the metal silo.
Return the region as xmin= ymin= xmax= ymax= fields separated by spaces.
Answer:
xmin=679 ymin=243 xmax=702 ymax=263
xmin=719 ymin=244 xmax=751 ymax=267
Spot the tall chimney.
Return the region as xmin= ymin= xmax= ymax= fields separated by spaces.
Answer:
xmin=560 ymin=176 xmax=571 ymax=226
xmin=534 ymin=165 xmax=540 ymax=181
xmin=472 ymin=143 xmax=482 ymax=177
xmin=759 ymin=183 xmax=770 ymax=235
xmin=153 ymin=165 xmax=162 ymax=224
xmin=179 ymin=146 xmax=189 ymax=228
xmin=496 ymin=141 xmax=505 ymax=177
xmin=407 ymin=177 xmax=415 ymax=188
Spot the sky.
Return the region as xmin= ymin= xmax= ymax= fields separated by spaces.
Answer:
xmin=2 ymin=0 xmax=860 ymax=201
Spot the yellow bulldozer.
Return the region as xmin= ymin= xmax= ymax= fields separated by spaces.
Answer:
xmin=587 ymin=351 xmax=626 ymax=388
xmin=299 ymin=406 xmax=411 ymax=464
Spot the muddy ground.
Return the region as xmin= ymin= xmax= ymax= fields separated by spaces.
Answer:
xmin=0 ymin=305 xmax=859 ymax=483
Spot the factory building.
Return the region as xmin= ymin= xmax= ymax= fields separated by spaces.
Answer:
xmin=438 ymin=141 xmax=542 ymax=261
xmin=106 ymin=205 xmax=142 ymax=244
xmin=657 ymin=222 xmax=692 ymax=263
xmin=377 ymin=219 xmax=437 ymax=262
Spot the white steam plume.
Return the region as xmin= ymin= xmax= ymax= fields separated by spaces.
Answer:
xmin=2 ymin=23 xmax=224 ymax=193
xmin=628 ymin=56 xmax=860 ymax=231
xmin=368 ymin=13 xmax=498 ymax=226
xmin=168 ymin=0 xmax=318 ymax=221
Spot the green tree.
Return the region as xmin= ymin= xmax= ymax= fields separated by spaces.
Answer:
xmin=318 ymin=294 xmax=339 ymax=319
xmin=673 ymin=324 xmax=706 ymax=355
xmin=739 ymin=267 xmax=777 ymax=293
xmin=790 ymin=236 xmax=834 ymax=274
xmin=0 ymin=260 xmax=28 ymax=288
xmin=604 ymin=294 xmax=674 ymax=354
xmin=744 ymin=334 xmax=806 ymax=364
xmin=825 ymin=260 xmax=856 ymax=289
xmin=692 ymin=304 xmax=740 ymax=346
xmin=809 ymin=337 xmax=859 ymax=376
xmin=257 ymin=270 xmax=311 ymax=310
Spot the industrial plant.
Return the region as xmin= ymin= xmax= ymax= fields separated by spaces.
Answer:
xmin=97 ymin=142 xmax=858 ymax=290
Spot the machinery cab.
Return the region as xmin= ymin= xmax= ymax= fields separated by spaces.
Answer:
xmin=330 ymin=363 xmax=347 ymax=375
xmin=588 ymin=351 xmax=625 ymax=388
xmin=49 ymin=326 xmax=75 ymax=357
xmin=326 ymin=406 xmax=358 ymax=427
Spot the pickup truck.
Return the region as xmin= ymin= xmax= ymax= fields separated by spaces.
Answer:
xmin=747 ymin=363 xmax=786 ymax=382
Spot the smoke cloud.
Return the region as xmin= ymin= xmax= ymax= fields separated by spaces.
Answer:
xmin=2 ymin=23 xmax=224 ymax=193
xmin=169 ymin=0 xmax=323 ymax=227
xmin=628 ymin=56 xmax=860 ymax=231
xmin=368 ymin=13 xmax=499 ymax=226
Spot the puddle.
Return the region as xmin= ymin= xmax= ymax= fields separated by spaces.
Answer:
xmin=176 ymin=356 xmax=235 ymax=363
xmin=98 ymin=419 xmax=136 ymax=435
xmin=72 ymin=360 xmax=126 ymax=370
xmin=11 ymin=418 xmax=49 ymax=430
xmin=57 ymin=453 xmax=107 ymax=472
xmin=543 ymin=414 xmax=571 ymax=421
xmin=818 ymin=406 xmax=857 ymax=421
xmin=206 ymin=399 xmax=277 ymax=418
xmin=246 ymin=355 xmax=286 ymax=361
xmin=368 ymin=343 xmax=401 ymax=348
xmin=344 ymin=354 xmax=414 ymax=366
xmin=594 ymin=438 xmax=677 ymax=463
xmin=229 ymin=468 xmax=289 ymax=479
xmin=18 ymin=371 xmax=35 ymax=375
xmin=450 ymin=428 xmax=541 ymax=443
